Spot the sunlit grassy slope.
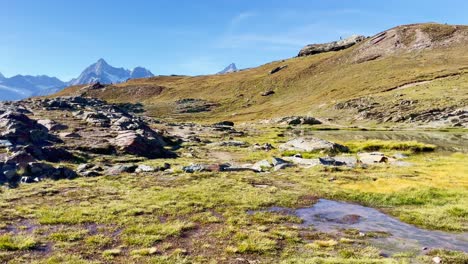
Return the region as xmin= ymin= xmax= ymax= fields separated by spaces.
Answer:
xmin=55 ymin=23 xmax=468 ymax=124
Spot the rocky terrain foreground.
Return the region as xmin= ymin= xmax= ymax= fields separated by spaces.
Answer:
xmin=0 ymin=94 xmax=467 ymax=263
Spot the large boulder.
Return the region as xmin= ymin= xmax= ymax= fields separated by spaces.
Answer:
xmin=298 ymin=35 xmax=366 ymax=57
xmin=111 ymin=130 xmax=167 ymax=158
xmin=280 ymin=137 xmax=349 ymax=153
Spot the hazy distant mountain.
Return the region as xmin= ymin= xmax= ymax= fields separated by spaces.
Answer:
xmin=0 ymin=59 xmax=154 ymax=101
xmin=130 ymin=67 xmax=154 ymax=79
xmin=0 ymin=75 xmax=66 ymax=101
xmin=217 ymin=63 xmax=238 ymax=74
xmin=69 ymin=59 xmax=154 ymax=85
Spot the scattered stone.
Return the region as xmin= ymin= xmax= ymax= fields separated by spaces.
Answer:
xmin=213 ymin=121 xmax=234 ymax=127
xmin=358 ymin=152 xmax=391 ymax=165
xmin=273 ymin=163 xmax=295 ymax=171
xmin=261 ymin=90 xmax=275 ymax=96
xmin=283 ymin=157 xmax=320 ymax=168
xmin=432 ymin=256 xmax=442 ymax=264
xmin=319 ymin=157 xmax=347 ymax=166
xmin=253 ymin=143 xmax=274 ymax=151
xmin=270 ymin=65 xmax=288 ymax=74
xmin=135 ymin=164 xmax=156 ymax=173
xmin=59 ymin=132 xmax=81 ymax=138
xmin=106 ymin=164 xmax=137 ymax=175
xmin=271 ymin=157 xmax=289 ymax=166
xmin=211 ymin=141 xmax=248 ymax=147
xmin=252 ymin=160 xmax=272 ymax=172
xmin=337 ymin=214 xmax=362 ymax=224
xmin=37 ymin=119 xmax=68 ymax=131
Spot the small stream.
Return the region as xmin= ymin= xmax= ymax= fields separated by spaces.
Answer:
xmin=267 ymin=199 xmax=468 ymax=254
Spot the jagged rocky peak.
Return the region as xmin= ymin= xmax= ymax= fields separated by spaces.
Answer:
xmin=298 ymin=35 xmax=366 ymax=57
xmin=69 ymin=59 xmax=154 ymax=86
xmin=0 ymin=72 xmax=5 ymax=80
xmin=217 ymin=63 xmax=238 ymax=74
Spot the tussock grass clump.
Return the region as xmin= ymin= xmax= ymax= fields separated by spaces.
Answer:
xmin=0 ymin=234 xmax=38 ymax=251
xmin=234 ymin=231 xmax=277 ymax=253
xmin=49 ymin=229 xmax=88 ymax=242
xmin=345 ymin=140 xmax=436 ymax=153
xmin=122 ymin=220 xmax=195 ymax=246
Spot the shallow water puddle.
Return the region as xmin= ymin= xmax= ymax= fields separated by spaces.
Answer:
xmin=268 ymin=199 xmax=468 ymax=253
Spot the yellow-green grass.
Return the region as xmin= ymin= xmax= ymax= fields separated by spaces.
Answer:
xmin=0 ymin=234 xmax=38 ymax=251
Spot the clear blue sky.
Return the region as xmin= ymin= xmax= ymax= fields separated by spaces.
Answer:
xmin=1 ymin=0 xmax=467 ymax=80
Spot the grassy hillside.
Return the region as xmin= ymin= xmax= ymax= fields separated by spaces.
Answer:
xmin=55 ymin=23 xmax=468 ymax=126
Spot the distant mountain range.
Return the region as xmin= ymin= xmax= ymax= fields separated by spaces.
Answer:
xmin=217 ymin=63 xmax=238 ymax=74
xmin=0 ymin=59 xmax=154 ymax=101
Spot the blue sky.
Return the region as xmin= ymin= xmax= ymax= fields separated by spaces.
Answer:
xmin=1 ymin=0 xmax=467 ymax=80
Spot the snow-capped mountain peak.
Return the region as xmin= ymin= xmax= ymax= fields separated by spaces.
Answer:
xmin=69 ymin=59 xmax=154 ymax=85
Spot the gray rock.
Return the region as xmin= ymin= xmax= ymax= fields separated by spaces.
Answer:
xmin=319 ymin=157 xmax=347 ymax=166
xmin=59 ymin=132 xmax=81 ymax=138
xmin=280 ymin=137 xmax=349 ymax=153
xmin=358 ymin=152 xmax=392 ymax=165
xmin=252 ymin=160 xmax=272 ymax=172
xmin=77 ymin=163 xmax=93 ymax=172
xmin=283 ymin=157 xmax=321 ymax=168
xmin=270 ymin=65 xmax=288 ymax=74
xmin=252 ymin=143 xmax=274 ymax=151
xmin=273 ymin=163 xmax=295 ymax=171
xmin=261 ymin=90 xmax=275 ymax=96
xmin=106 ymin=164 xmax=137 ymax=175
xmin=37 ymin=119 xmax=68 ymax=131
xmin=182 ymin=164 xmax=208 ymax=173
xmin=213 ymin=121 xmax=234 ymax=127
xmin=3 ymin=169 xmax=17 ymax=180
xmin=271 ymin=157 xmax=289 ymax=166
xmin=112 ymin=130 xmax=168 ymax=158
xmin=135 ymin=164 xmax=156 ymax=173
xmin=211 ymin=141 xmax=248 ymax=147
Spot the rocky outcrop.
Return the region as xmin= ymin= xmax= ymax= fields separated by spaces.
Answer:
xmin=277 ymin=116 xmax=322 ymax=126
xmin=298 ymin=35 xmax=366 ymax=57
xmin=0 ymin=96 xmax=175 ymax=186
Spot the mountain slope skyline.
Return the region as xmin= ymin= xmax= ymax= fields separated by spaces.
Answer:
xmin=217 ymin=63 xmax=238 ymax=74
